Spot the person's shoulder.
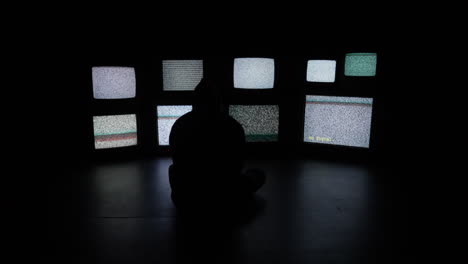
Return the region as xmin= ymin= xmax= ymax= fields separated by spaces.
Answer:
xmin=225 ymin=115 xmax=245 ymax=137
xmin=169 ymin=111 xmax=195 ymax=145
xmin=226 ymin=115 xmax=242 ymax=127
xmin=171 ymin=112 xmax=195 ymax=133
xmin=174 ymin=111 xmax=194 ymax=123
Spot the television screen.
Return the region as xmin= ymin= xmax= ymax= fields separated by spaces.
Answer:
xmin=234 ymin=58 xmax=275 ymax=89
xmin=306 ymin=60 xmax=336 ymax=83
xmin=93 ymin=114 xmax=137 ymax=149
xmin=162 ymin=60 xmax=203 ymax=91
xmin=304 ymin=96 xmax=373 ymax=148
xmin=157 ymin=105 xmax=192 ymax=145
xmin=92 ymin=67 xmax=136 ymax=99
xmin=344 ymin=53 xmax=377 ymax=76
xmin=229 ymin=105 xmax=279 ymax=142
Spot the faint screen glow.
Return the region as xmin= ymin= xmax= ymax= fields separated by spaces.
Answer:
xmin=344 ymin=53 xmax=377 ymax=76
xmin=93 ymin=114 xmax=137 ymax=149
xmin=229 ymin=105 xmax=279 ymax=142
xmin=304 ymin=96 xmax=373 ymax=148
xmin=234 ymin=58 xmax=275 ymax=89
xmin=92 ymin=67 xmax=136 ymax=99
xmin=157 ymin=105 xmax=192 ymax=145
xmin=162 ymin=60 xmax=203 ymax=91
xmin=307 ymin=60 xmax=336 ymax=83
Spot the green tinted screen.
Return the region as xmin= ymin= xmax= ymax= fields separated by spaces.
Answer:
xmin=344 ymin=53 xmax=377 ymax=76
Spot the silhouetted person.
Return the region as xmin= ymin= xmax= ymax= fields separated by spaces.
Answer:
xmin=168 ymin=79 xmax=265 ymax=213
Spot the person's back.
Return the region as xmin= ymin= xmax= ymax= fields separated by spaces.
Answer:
xmin=168 ymin=79 xmax=264 ymax=211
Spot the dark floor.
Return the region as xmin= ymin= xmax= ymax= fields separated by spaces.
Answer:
xmin=46 ymin=157 xmax=408 ymax=264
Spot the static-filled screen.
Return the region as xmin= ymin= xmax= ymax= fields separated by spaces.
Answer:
xmin=229 ymin=105 xmax=279 ymax=142
xmin=162 ymin=60 xmax=203 ymax=91
xmin=304 ymin=96 xmax=373 ymax=148
xmin=93 ymin=114 xmax=137 ymax=149
xmin=157 ymin=105 xmax=192 ymax=145
xmin=344 ymin=53 xmax=377 ymax=76
xmin=92 ymin=67 xmax=136 ymax=99
xmin=234 ymin=58 xmax=275 ymax=89
xmin=307 ymin=60 xmax=336 ymax=83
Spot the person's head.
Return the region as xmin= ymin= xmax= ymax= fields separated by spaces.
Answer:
xmin=193 ymin=78 xmax=225 ymax=114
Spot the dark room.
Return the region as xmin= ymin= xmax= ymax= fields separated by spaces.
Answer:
xmin=43 ymin=46 xmax=411 ymax=264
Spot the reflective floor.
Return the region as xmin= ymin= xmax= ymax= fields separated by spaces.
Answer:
xmin=47 ymin=158 xmax=408 ymax=264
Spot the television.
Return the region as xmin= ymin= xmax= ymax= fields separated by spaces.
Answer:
xmin=233 ymin=58 xmax=275 ymax=89
xmin=157 ymin=105 xmax=192 ymax=145
xmin=92 ymin=67 xmax=136 ymax=99
xmin=229 ymin=105 xmax=279 ymax=142
xmin=344 ymin=53 xmax=377 ymax=76
xmin=93 ymin=114 xmax=138 ymax=149
xmin=304 ymin=95 xmax=373 ymax=148
xmin=162 ymin=60 xmax=203 ymax=91
xmin=306 ymin=60 xmax=336 ymax=83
